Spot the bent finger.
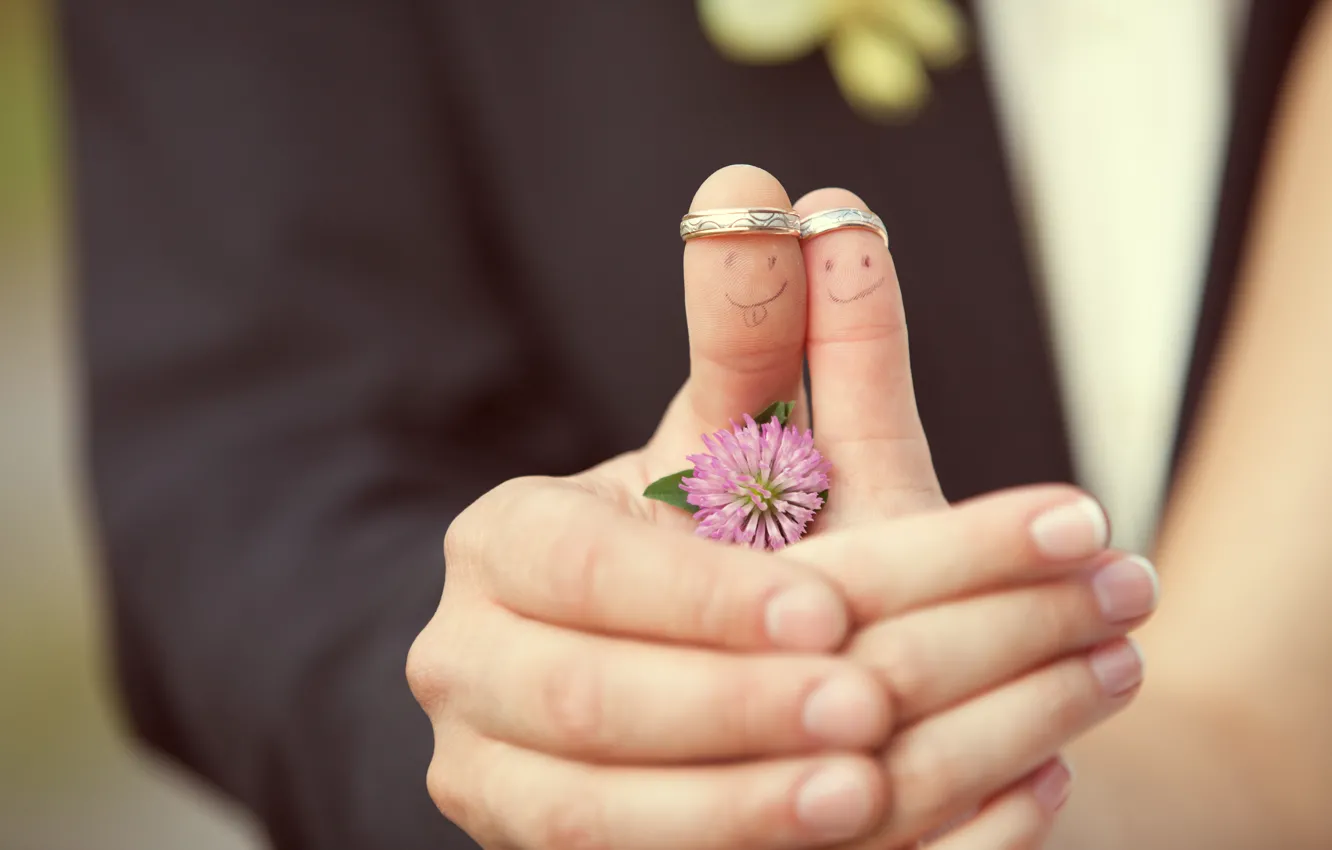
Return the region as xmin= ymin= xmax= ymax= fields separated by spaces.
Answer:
xmin=920 ymin=758 xmax=1071 ymax=850
xmin=872 ymin=639 xmax=1141 ymax=844
xmin=440 ymin=734 xmax=888 ymax=850
xmin=848 ymin=552 xmax=1158 ymax=723
xmin=445 ymin=606 xmax=891 ymax=762
xmin=784 ymin=484 xmax=1110 ymax=623
xmin=453 ymin=476 xmax=851 ymax=651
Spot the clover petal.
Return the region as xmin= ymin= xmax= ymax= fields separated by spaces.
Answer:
xmin=681 ymin=414 xmax=831 ymax=550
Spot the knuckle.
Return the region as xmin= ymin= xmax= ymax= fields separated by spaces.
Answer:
xmin=445 ymin=476 xmax=545 ymax=565
xmin=405 ymin=628 xmax=443 ymax=711
xmin=1026 ymin=586 xmax=1083 ymax=649
xmin=864 ymin=625 xmax=928 ymax=713
xmin=1039 ymin=663 xmax=1099 ymax=734
xmin=443 ymin=503 xmax=486 ymax=572
xmin=545 ymin=513 xmax=610 ymax=621
xmin=407 ymin=599 xmax=474 ymax=715
xmin=426 ymin=760 xmax=472 ymax=826
xmin=708 ymin=662 xmax=770 ymax=750
xmin=719 ymin=768 xmax=789 ymax=845
xmin=672 ymin=554 xmax=734 ymax=644
xmin=488 ymin=474 xmax=543 ymax=510
xmin=442 ymin=514 xmax=467 ymax=564
xmin=999 ymin=796 xmax=1052 ymax=850
xmin=536 ymin=787 xmax=611 ymax=850
xmin=892 ymin=736 xmax=966 ymax=824
xmin=426 ymin=723 xmax=481 ymax=827
xmin=696 ymin=337 xmax=802 ymax=373
xmin=541 ymin=654 xmax=608 ymax=753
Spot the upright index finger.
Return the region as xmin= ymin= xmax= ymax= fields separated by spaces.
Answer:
xmin=457 ymin=477 xmax=851 ymax=651
xmin=795 ymin=188 xmax=944 ymax=523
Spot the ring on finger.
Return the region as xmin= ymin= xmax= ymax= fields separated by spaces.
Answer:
xmin=798 ymin=207 xmax=890 ymax=248
xmin=679 ymin=207 xmax=801 ymax=241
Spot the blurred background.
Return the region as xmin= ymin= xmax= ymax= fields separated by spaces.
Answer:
xmin=0 ymin=3 xmax=258 ymax=846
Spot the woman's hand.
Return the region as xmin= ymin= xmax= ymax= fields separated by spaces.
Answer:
xmin=794 ymin=499 xmax=1152 ymax=848
xmin=779 ymin=181 xmax=1158 ymax=847
xmin=406 ymin=165 xmax=1158 ymax=849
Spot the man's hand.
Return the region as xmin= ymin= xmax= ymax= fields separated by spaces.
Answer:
xmin=407 ymin=166 xmax=1159 ymax=849
xmin=410 ymin=475 xmax=897 ymax=848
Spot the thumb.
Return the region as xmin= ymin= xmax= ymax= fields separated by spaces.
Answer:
xmin=648 ymin=165 xmax=810 ymax=466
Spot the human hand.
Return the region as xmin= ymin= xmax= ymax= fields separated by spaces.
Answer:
xmin=406 ymin=164 xmax=887 ymax=849
xmin=407 ymin=166 xmax=1158 ymax=849
xmin=790 ymin=491 xmax=1152 ymax=849
xmin=649 ymin=166 xmax=1158 ymax=846
xmin=776 ymin=182 xmax=1158 ymax=847
xmin=407 ymin=486 xmax=1149 ymax=850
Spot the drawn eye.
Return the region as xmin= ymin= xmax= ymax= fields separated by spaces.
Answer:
xmin=723 ymin=250 xmax=739 ymax=268
xmin=767 ymin=255 xmax=777 ymax=270
xmin=824 ymin=259 xmax=835 ymax=272
xmin=862 ymin=255 xmax=871 ymax=268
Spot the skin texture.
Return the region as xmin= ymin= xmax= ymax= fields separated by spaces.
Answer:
xmin=823 ymin=251 xmax=887 ymax=303
xmin=785 ymin=186 xmax=1148 ymax=850
xmin=417 ymin=7 xmax=1332 ymax=844
xmin=722 ymin=250 xmax=791 ymax=327
xmin=679 ymin=167 xmax=809 ymax=436
xmin=408 ymin=165 xmax=1159 ymax=849
xmin=1048 ymin=4 xmax=1332 ymax=848
xmin=795 ymin=187 xmax=945 ymax=525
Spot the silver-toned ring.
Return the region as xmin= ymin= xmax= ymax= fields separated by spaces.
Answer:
xmin=679 ymin=207 xmax=801 ymax=241
xmin=798 ymin=208 xmax=890 ymax=248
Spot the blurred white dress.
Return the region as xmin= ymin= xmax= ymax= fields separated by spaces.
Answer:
xmin=976 ymin=0 xmax=1250 ymax=553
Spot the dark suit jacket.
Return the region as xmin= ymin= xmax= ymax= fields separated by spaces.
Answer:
xmin=58 ymin=2 xmax=1319 ymax=847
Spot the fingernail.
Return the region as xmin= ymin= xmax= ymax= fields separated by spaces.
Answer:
xmin=765 ymin=585 xmax=848 ymax=650
xmin=1033 ymin=756 xmax=1074 ymax=812
xmin=1029 ymin=496 xmax=1109 ymax=559
xmin=1089 ymin=638 xmax=1144 ymax=696
xmin=1091 ymin=556 xmax=1160 ymax=622
xmin=802 ymin=673 xmax=885 ymax=745
xmin=795 ymin=763 xmax=875 ymax=840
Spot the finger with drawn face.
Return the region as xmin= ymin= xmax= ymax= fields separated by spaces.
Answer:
xmin=794 ymin=188 xmax=944 ymax=526
xmin=649 ymin=165 xmax=809 ymax=464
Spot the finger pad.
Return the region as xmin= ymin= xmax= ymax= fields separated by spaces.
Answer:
xmin=691 ymin=164 xmax=793 ymax=210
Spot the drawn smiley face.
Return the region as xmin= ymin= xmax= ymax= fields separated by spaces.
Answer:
xmin=824 ymin=252 xmax=886 ymax=304
xmin=723 ymin=251 xmax=790 ymax=328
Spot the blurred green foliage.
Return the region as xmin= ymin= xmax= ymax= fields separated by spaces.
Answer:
xmin=0 ymin=0 xmax=61 ymax=249
xmin=0 ymin=5 xmax=258 ymax=846
xmin=0 ymin=0 xmax=102 ymax=797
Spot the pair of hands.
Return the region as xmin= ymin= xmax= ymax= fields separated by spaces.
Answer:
xmin=407 ymin=166 xmax=1160 ymax=849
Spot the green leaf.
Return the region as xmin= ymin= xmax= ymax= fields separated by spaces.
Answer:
xmin=642 ymin=400 xmax=799 ymax=514
xmin=642 ymin=469 xmax=698 ymax=514
xmin=752 ymin=400 xmax=795 ymax=426
xmin=817 ymin=489 xmax=828 ymax=504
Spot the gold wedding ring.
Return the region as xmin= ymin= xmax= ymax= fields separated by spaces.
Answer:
xmin=679 ymin=207 xmax=801 ymax=241
xmin=798 ymin=208 xmax=890 ymax=248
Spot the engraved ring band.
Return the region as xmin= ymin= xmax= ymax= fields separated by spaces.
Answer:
xmin=798 ymin=207 xmax=890 ymax=248
xmin=679 ymin=207 xmax=802 ymax=241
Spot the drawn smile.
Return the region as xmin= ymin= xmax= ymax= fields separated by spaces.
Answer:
xmin=725 ymin=279 xmax=789 ymax=310
xmin=828 ymin=276 xmax=885 ymax=304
